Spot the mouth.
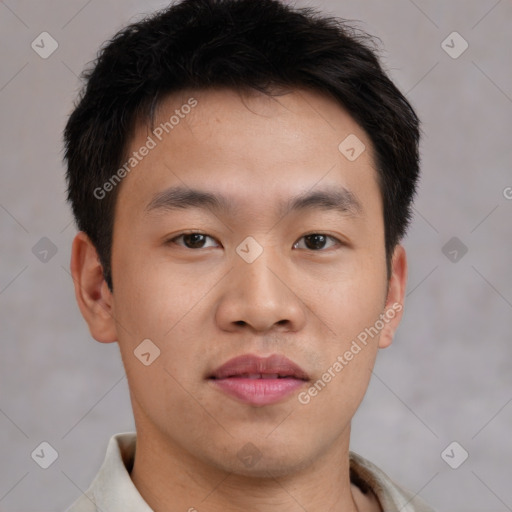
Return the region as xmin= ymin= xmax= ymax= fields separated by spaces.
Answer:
xmin=208 ymin=353 xmax=309 ymax=406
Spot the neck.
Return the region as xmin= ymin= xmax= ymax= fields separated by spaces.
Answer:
xmin=130 ymin=422 xmax=361 ymax=512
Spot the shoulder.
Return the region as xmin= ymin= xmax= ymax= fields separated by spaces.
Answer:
xmin=349 ymin=451 xmax=436 ymax=512
xmin=64 ymin=493 xmax=98 ymax=512
xmin=64 ymin=432 xmax=138 ymax=512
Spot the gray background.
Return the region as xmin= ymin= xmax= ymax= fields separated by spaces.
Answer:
xmin=1 ymin=0 xmax=511 ymax=511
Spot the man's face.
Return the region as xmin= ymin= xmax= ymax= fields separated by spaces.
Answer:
xmin=104 ymin=87 xmax=402 ymax=475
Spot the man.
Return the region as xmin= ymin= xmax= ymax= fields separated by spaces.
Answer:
xmin=64 ymin=0 xmax=434 ymax=510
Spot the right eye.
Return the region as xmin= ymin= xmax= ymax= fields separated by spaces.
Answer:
xmin=165 ymin=232 xmax=221 ymax=249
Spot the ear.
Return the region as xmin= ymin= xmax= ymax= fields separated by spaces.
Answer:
xmin=378 ymin=244 xmax=408 ymax=349
xmin=70 ymin=231 xmax=117 ymax=343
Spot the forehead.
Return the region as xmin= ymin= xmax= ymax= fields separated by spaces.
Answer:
xmin=116 ymin=86 xmax=381 ymax=223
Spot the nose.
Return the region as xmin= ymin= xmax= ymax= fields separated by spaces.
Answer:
xmin=215 ymin=245 xmax=307 ymax=334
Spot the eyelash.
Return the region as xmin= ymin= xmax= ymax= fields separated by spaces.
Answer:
xmin=165 ymin=231 xmax=343 ymax=251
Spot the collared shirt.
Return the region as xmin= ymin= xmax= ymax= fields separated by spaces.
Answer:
xmin=65 ymin=432 xmax=435 ymax=512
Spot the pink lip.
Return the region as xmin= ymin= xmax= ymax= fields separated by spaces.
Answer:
xmin=208 ymin=354 xmax=309 ymax=406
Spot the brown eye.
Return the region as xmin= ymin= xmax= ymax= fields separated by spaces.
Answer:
xmin=293 ymin=234 xmax=340 ymax=251
xmin=168 ymin=232 xmax=219 ymax=249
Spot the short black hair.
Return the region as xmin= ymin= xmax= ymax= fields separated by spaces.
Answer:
xmin=64 ymin=0 xmax=420 ymax=291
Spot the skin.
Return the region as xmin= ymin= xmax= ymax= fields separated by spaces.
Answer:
xmin=71 ymin=87 xmax=407 ymax=512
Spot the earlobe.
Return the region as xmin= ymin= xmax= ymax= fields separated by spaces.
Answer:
xmin=70 ymin=231 xmax=118 ymax=343
xmin=378 ymin=244 xmax=408 ymax=349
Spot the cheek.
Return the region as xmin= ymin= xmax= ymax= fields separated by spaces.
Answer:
xmin=110 ymin=248 xmax=212 ymax=387
xmin=307 ymin=348 xmax=377 ymax=435
xmin=111 ymin=245 xmax=196 ymax=338
xmin=304 ymin=256 xmax=386 ymax=406
xmin=299 ymin=296 xmax=382 ymax=426
xmin=310 ymin=258 xmax=388 ymax=341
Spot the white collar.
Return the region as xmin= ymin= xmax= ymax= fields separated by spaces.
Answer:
xmin=66 ymin=432 xmax=434 ymax=512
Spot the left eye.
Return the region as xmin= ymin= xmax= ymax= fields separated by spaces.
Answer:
xmin=168 ymin=232 xmax=340 ymax=251
xmin=170 ymin=233 xmax=219 ymax=249
xmin=293 ymin=233 xmax=340 ymax=251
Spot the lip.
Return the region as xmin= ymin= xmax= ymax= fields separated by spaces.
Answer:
xmin=208 ymin=353 xmax=309 ymax=406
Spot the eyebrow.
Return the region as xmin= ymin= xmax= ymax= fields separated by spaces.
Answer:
xmin=145 ymin=185 xmax=363 ymax=219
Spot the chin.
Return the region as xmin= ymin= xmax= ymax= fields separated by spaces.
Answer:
xmin=203 ymin=445 xmax=316 ymax=479
xmin=237 ymin=456 xmax=314 ymax=479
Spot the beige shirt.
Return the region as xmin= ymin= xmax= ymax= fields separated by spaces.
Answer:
xmin=65 ymin=432 xmax=435 ymax=512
